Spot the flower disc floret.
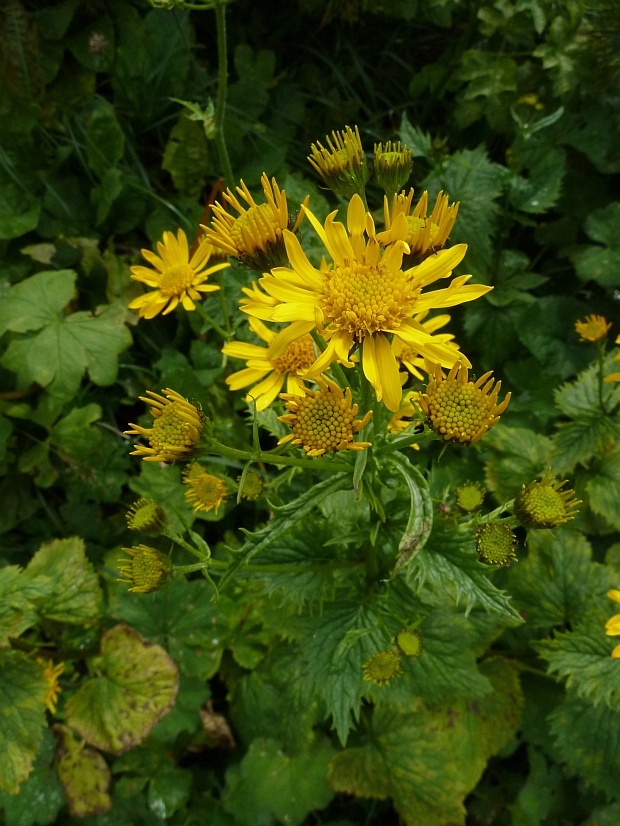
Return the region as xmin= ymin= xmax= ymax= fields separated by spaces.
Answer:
xmin=362 ymin=650 xmax=403 ymax=685
xmin=125 ymin=388 xmax=203 ymax=463
xmin=514 ymin=471 xmax=581 ymax=528
xmin=456 ymin=481 xmax=486 ymax=513
xmin=118 ymin=545 xmax=172 ymax=594
xmin=184 ymin=468 xmax=228 ymax=514
xmin=277 ymin=376 xmax=372 ymax=457
xmin=396 ymin=629 xmax=423 ymax=658
xmin=476 ymin=523 xmax=517 ymax=566
xmin=126 ymin=498 xmax=166 ymax=533
xmin=575 ymin=314 xmax=611 ymax=342
xmin=37 ymin=658 xmax=64 ymax=714
xmin=419 ymin=361 xmax=510 ymax=445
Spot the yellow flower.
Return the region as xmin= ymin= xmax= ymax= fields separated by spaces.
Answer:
xmin=387 ymin=390 xmax=422 ymax=437
xmin=395 ymin=629 xmax=423 ymax=658
xmin=203 ymin=173 xmax=306 ymax=272
xmin=575 ymin=314 xmax=611 ymax=342
xmin=37 ymin=658 xmax=64 ymax=714
xmin=128 ymin=229 xmax=228 ymax=319
xmin=377 ymin=188 xmax=459 ymax=264
xmin=604 ymin=334 xmax=620 ymax=383
xmin=126 ymin=498 xmax=166 ymax=533
xmin=514 ymin=471 xmax=581 ymax=529
xmin=242 ymin=195 xmax=490 ymax=412
xmin=373 ymin=141 xmax=412 ymax=197
xmin=118 ymin=545 xmax=172 ymax=593
xmin=392 ymin=311 xmax=459 ymax=380
xmin=476 ymin=523 xmax=517 ymax=566
xmin=308 ymin=125 xmax=370 ymax=199
xmin=184 ymin=466 xmax=228 ymax=514
xmin=125 ymin=388 xmax=203 ymax=463
xmin=362 ymin=650 xmax=403 ymax=685
xmin=419 ymin=362 xmax=510 ymax=444
xmin=456 ymin=480 xmax=486 ymax=513
xmin=222 ymin=317 xmax=316 ymax=410
xmin=607 ymin=591 xmax=620 ymax=657
xmin=277 ymin=376 xmax=372 ymax=456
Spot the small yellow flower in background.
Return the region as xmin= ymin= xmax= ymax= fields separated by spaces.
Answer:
xmin=604 ymin=334 xmax=620 ymax=383
xmin=125 ymin=388 xmax=203 ymax=463
xmin=387 ymin=390 xmax=422 ymax=439
xmin=456 ymin=480 xmax=486 ymax=513
xmin=362 ymin=650 xmax=403 ymax=685
xmin=203 ymin=173 xmax=306 ymax=272
xmin=183 ymin=465 xmax=228 ymax=514
xmin=514 ymin=471 xmax=581 ymax=529
xmin=475 ymin=523 xmax=517 ymax=566
xmin=278 ymin=376 xmax=372 ymax=457
xmin=606 ymin=589 xmax=620 ymax=658
xmin=396 ymin=629 xmax=423 ymax=658
xmin=237 ymin=471 xmax=264 ymax=501
xmin=308 ymin=125 xmax=370 ymax=199
xmin=128 ymin=229 xmax=228 ymax=319
xmin=392 ymin=311 xmax=459 ymax=380
xmin=518 ymin=93 xmax=544 ymax=110
xmin=574 ymin=314 xmax=611 ymax=342
xmin=373 ymin=141 xmax=413 ymax=197
xmin=222 ymin=317 xmax=316 ymax=410
xmin=243 ymin=194 xmax=490 ymax=412
xmin=37 ymin=658 xmax=64 ymax=714
xmin=377 ymin=188 xmax=459 ymax=264
xmin=126 ymin=498 xmax=166 ymax=533
xmin=419 ymin=361 xmax=510 ymax=445
xmin=118 ymin=545 xmax=172 ymax=594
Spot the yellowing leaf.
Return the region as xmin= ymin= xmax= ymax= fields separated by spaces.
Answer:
xmin=53 ymin=724 xmax=111 ymax=817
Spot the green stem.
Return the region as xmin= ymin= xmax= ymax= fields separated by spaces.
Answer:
xmin=365 ymin=539 xmax=379 ymax=584
xmin=204 ymin=438 xmax=350 ymax=472
xmin=195 ymin=301 xmax=230 ymax=340
xmin=175 ymin=560 xmax=361 ymax=576
xmin=166 ymin=532 xmax=212 ymax=562
xmin=214 ymin=1 xmax=234 ymax=188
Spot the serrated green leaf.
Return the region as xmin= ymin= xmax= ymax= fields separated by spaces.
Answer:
xmin=510 ymin=745 xmax=563 ymax=826
xmin=584 ymin=201 xmax=620 ymax=248
xmin=507 ymin=528 xmax=614 ymax=630
xmin=149 ymin=674 xmax=210 ymax=744
xmin=24 ymin=537 xmax=103 ymax=624
xmin=0 ymin=270 xmax=75 ymax=337
xmin=65 ymin=624 xmax=178 ymax=754
xmin=482 ymin=425 xmax=552 ymax=501
xmin=0 ymin=565 xmax=51 ymax=645
xmin=0 ymin=728 xmax=64 ymax=826
xmin=0 ymin=650 xmax=47 ymax=794
xmin=509 ymin=147 xmax=566 ymax=214
xmin=551 ymin=417 xmax=620 ymax=476
xmin=0 ymin=183 xmax=41 ymax=241
xmin=398 ymin=114 xmax=432 ymax=158
xmin=222 ymin=738 xmax=334 ymax=826
xmin=585 ymin=449 xmax=620 ymax=530
xmin=517 ymin=296 xmax=591 ymax=379
xmin=554 ymin=355 xmax=620 ymax=419
xmin=162 ymin=115 xmax=209 ymax=198
xmin=389 ymin=453 xmax=433 ymax=578
xmin=53 ymin=724 xmax=111 ymax=817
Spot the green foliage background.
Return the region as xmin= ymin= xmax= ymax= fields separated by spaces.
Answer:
xmin=1 ymin=0 xmax=620 ymax=823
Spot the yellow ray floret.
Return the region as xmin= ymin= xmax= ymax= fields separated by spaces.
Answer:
xmin=574 ymin=314 xmax=611 ymax=343
xmin=377 ymin=188 xmax=459 ymax=264
xmin=222 ymin=316 xmax=316 ymax=410
xmin=277 ymin=376 xmax=372 ymax=456
xmin=418 ymin=361 xmax=510 ymax=444
xmin=37 ymin=658 xmax=64 ymax=714
xmin=242 ymin=194 xmax=491 ymax=412
xmin=128 ymin=229 xmax=228 ymax=319
xmin=124 ymin=388 xmax=203 ymax=463
xmin=514 ymin=470 xmax=580 ymax=528
xmin=183 ymin=465 xmax=228 ymax=514
xmin=392 ymin=311 xmax=459 ymax=380
xmin=203 ymin=173 xmax=306 ymax=271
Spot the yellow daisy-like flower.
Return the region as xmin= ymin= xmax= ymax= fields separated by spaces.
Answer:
xmin=125 ymin=388 xmax=203 ymax=463
xmin=242 ymin=195 xmax=490 ymax=412
xmin=277 ymin=376 xmax=372 ymax=456
xmin=377 ymin=188 xmax=459 ymax=265
xmin=387 ymin=390 xmax=422 ymax=438
xmin=419 ymin=361 xmax=510 ymax=444
xmin=514 ymin=471 xmax=581 ymax=529
xmin=392 ymin=311 xmax=459 ymax=380
xmin=128 ymin=229 xmax=228 ymax=319
xmin=126 ymin=498 xmax=166 ymax=533
xmin=37 ymin=658 xmax=64 ymax=714
xmin=575 ymin=314 xmax=612 ymax=342
xmin=362 ymin=650 xmax=403 ymax=685
xmin=373 ymin=140 xmax=412 ymax=197
xmin=203 ymin=173 xmax=306 ymax=272
xmin=118 ymin=545 xmax=172 ymax=594
xmin=184 ymin=465 xmax=228 ymax=514
xmin=222 ymin=316 xmax=316 ymax=410
xmin=308 ymin=125 xmax=370 ymax=199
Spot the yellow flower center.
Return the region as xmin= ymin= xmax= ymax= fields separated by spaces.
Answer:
xmin=150 ymin=404 xmax=197 ymax=453
xmin=396 ymin=630 xmax=423 ymax=658
xmin=186 ymin=473 xmax=228 ymax=512
xmin=521 ymin=485 xmax=567 ymax=526
xmin=425 ymin=381 xmax=496 ymax=443
xmin=230 ymin=203 xmax=278 ymax=253
xmin=476 ymin=524 xmax=516 ymax=566
xmin=405 ymin=216 xmax=439 ymax=246
xmin=158 ymin=264 xmax=195 ymax=297
xmin=362 ymin=650 xmax=403 ymax=685
xmin=321 ymin=260 xmax=418 ymax=341
xmin=271 ymin=335 xmax=315 ymax=373
xmin=288 ymin=390 xmax=359 ymax=453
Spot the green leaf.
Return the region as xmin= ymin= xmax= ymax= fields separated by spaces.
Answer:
xmin=85 ymin=100 xmax=125 ymax=179
xmin=549 ymin=696 xmax=620 ymax=799
xmin=510 ymin=745 xmax=564 ymax=826
xmin=128 ymin=462 xmax=197 ymax=534
xmin=64 ymin=624 xmax=179 ymax=754
xmin=507 ymin=528 xmax=614 ymax=630
xmin=222 ymin=739 xmax=334 ymax=826
xmin=149 ymin=674 xmax=210 ymax=743
xmin=517 ymin=296 xmax=591 ymax=379
xmin=0 ymin=650 xmax=47 ymax=795
xmin=388 ymin=453 xmax=433 ymax=578
xmin=328 ymin=658 xmax=522 ymax=826
xmin=536 ymin=620 xmax=620 ymax=710
xmin=0 ymin=182 xmax=40 ymax=241
xmin=0 ymin=270 xmax=75 ymax=337
xmin=162 ymin=115 xmax=209 ymax=198
xmin=483 ymin=425 xmax=552 ymax=501
xmin=551 ymin=417 xmax=620 ymax=476
xmin=68 ymin=17 xmax=115 ymax=72
xmin=585 ymin=449 xmax=620 ymax=530
xmin=584 ymin=201 xmax=620 ymax=248
xmin=24 ymin=537 xmax=103 ymax=624
xmin=0 ymin=565 xmax=50 ymax=645
xmin=0 ymin=729 xmax=64 ymax=826
xmin=147 ymin=761 xmax=192 ymax=820
xmin=554 ymin=357 xmax=620 ymax=419
xmin=575 ymin=203 xmax=620 ymax=288
xmin=398 ymin=114 xmax=432 ymax=158
xmin=53 ymin=724 xmax=111 ymax=817
xmin=509 ymin=147 xmax=566 ymax=214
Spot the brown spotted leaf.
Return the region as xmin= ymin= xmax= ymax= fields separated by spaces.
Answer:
xmin=65 ymin=624 xmax=179 ymax=754
xmin=53 ymin=724 xmax=111 ymax=817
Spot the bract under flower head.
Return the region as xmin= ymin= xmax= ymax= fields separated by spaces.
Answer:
xmin=126 ymin=498 xmax=166 ymax=533
xmin=362 ymin=650 xmax=403 ymax=685
xmin=476 ymin=523 xmax=517 ymax=566
xmin=203 ymin=173 xmax=306 ymax=272
xmin=575 ymin=314 xmax=611 ymax=342
xmin=183 ymin=467 xmax=228 ymax=514
xmin=456 ymin=480 xmax=486 ymax=513
xmin=514 ymin=470 xmax=581 ymax=529
xmin=308 ymin=125 xmax=370 ymax=199
xmin=242 ymin=195 xmax=491 ymax=412
xmin=222 ymin=316 xmax=316 ymax=410
xmin=125 ymin=388 xmax=203 ymax=463
xmin=277 ymin=376 xmax=372 ymax=456
xmin=419 ymin=361 xmax=510 ymax=444
xmin=373 ymin=140 xmax=413 ymax=197
xmin=128 ymin=229 xmax=228 ymax=319
xmin=118 ymin=545 xmax=172 ymax=594
xmin=37 ymin=658 xmax=64 ymax=714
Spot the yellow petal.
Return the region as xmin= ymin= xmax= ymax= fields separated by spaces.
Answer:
xmin=227 ymin=366 xmax=270 ymax=391
xmin=268 ymin=320 xmax=316 ymax=359
xmin=374 ymin=333 xmax=402 ymax=413
xmin=409 ymin=244 xmax=468 ymax=287
xmin=362 ymin=336 xmax=381 ymax=401
xmin=245 ymin=370 xmax=284 ymax=411
xmin=248 ymin=316 xmax=276 ymax=344
xmin=222 ymin=341 xmax=269 ymax=361
xmin=347 ymin=194 xmax=366 ymax=235
xmin=608 ymin=589 xmax=620 ymax=604
xmin=270 ymin=302 xmax=317 ymax=323
xmin=324 ymin=213 xmax=355 ymax=265
xmin=612 ymin=644 xmax=620 ymax=658
xmin=282 ymin=230 xmax=324 ymax=290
